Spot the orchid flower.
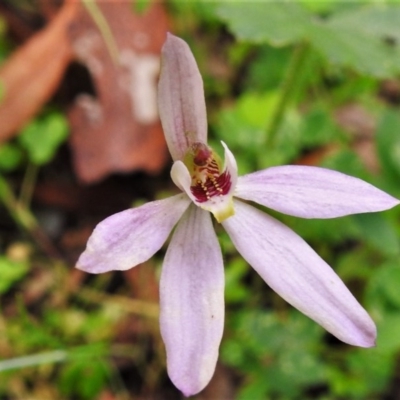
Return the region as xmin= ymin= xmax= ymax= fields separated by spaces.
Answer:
xmin=76 ymin=33 xmax=400 ymax=396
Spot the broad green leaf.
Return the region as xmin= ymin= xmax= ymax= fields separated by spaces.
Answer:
xmin=0 ymin=143 xmax=23 ymax=171
xmin=318 ymin=5 xmax=400 ymax=76
xmin=329 ymin=5 xmax=400 ymax=40
xmin=307 ymin=22 xmax=395 ymax=77
xmin=353 ymin=213 xmax=400 ymax=256
xmin=217 ymin=3 xmax=400 ymax=77
xmin=19 ymin=113 xmax=69 ymax=165
xmin=217 ymin=2 xmax=312 ymax=45
xmin=299 ymin=0 xmax=345 ymax=14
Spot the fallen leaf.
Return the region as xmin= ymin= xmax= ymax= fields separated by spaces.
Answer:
xmin=0 ymin=0 xmax=77 ymax=143
xmin=68 ymin=0 xmax=169 ymax=183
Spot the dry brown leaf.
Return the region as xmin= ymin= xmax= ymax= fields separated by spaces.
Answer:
xmin=0 ymin=0 xmax=77 ymax=142
xmin=68 ymin=0 xmax=169 ymax=183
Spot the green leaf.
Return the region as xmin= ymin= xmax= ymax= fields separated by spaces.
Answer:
xmin=307 ymin=22 xmax=396 ymax=77
xmin=19 ymin=113 xmax=69 ymax=165
xmin=369 ymin=263 xmax=400 ymax=308
xmin=237 ymin=378 xmax=270 ymax=400
xmin=224 ymin=258 xmax=250 ymax=304
xmin=245 ymin=46 xmax=292 ymax=93
xmin=217 ymin=3 xmax=400 ymax=77
xmin=59 ymin=359 xmax=110 ymax=400
xmin=0 ymin=143 xmax=23 ymax=171
xmin=376 ymin=312 xmax=400 ymax=352
xmin=299 ymin=0 xmax=345 ymax=14
xmin=0 ymin=256 xmax=29 ymax=294
xmin=314 ymin=5 xmax=400 ymax=77
xmin=300 ymin=105 xmax=344 ymax=147
xmin=217 ymin=2 xmax=312 ymax=45
xmin=345 ymin=349 xmax=395 ymax=397
xmin=329 ymin=5 xmax=400 ymax=41
xmin=353 ymin=213 xmax=400 ymax=256
xmin=223 ymin=310 xmax=326 ymax=397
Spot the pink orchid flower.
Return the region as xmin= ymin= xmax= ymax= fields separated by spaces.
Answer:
xmin=77 ymin=33 xmax=399 ymax=396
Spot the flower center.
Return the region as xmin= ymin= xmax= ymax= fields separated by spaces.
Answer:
xmin=186 ymin=143 xmax=232 ymax=203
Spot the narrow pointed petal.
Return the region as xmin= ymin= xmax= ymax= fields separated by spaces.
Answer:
xmin=222 ymin=200 xmax=376 ymax=347
xmin=76 ymin=194 xmax=190 ymax=273
xmin=160 ymin=205 xmax=224 ymax=396
xmin=235 ymin=165 xmax=399 ymax=218
xmin=158 ymin=33 xmax=207 ymax=161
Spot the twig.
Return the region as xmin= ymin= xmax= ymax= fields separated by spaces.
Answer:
xmin=82 ymin=0 xmax=119 ymax=65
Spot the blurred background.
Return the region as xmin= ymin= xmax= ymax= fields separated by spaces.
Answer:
xmin=1 ymin=1 xmax=400 ymax=399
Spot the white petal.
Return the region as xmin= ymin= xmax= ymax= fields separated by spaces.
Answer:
xmin=158 ymin=33 xmax=207 ymax=161
xmin=221 ymin=140 xmax=238 ymax=190
xmin=222 ymin=200 xmax=376 ymax=347
xmin=235 ymin=165 xmax=399 ymax=218
xmin=76 ymin=194 xmax=190 ymax=273
xmin=160 ymin=204 xmax=224 ymax=396
xmin=171 ymin=160 xmax=194 ymax=197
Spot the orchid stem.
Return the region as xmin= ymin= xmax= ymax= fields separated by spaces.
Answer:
xmin=266 ymin=41 xmax=309 ymax=146
xmin=0 ymin=174 xmax=61 ymax=258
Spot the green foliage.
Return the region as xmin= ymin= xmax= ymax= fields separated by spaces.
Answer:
xmin=1 ymin=2 xmax=400 ymax=398
xmin=131 ymin=0 xmax=152 ymax=14
xmin=353 ymin=212 xmax=400 ymax=256
xmin=59 ymin=358 xmax=111 ymax=399
xmin=217 ymin=3 xmax=400 ymax=77
xmin=0 ymin=255 xmax=28 ymax=294
xmin=376 ymin=110 xmax=400 ymax=190
xmin=18 ymin=112 xmax=69 ymax=165
xmin=217 ymin=2 xmax=311 ymax=46
xmin=214 ymin=90 xmax=303 ymax=174
xmin=224 ymin=258 xmax=249 ymax=304
xmin=300 ymin=104 xmax=345 ymax=147
xmin=0 ymin=16 xmax=12 ymax=64
xmin=0 ymin=143 xmax=23 ymax=171
xmin=222 ymin=310 xmax=326 ymax=398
